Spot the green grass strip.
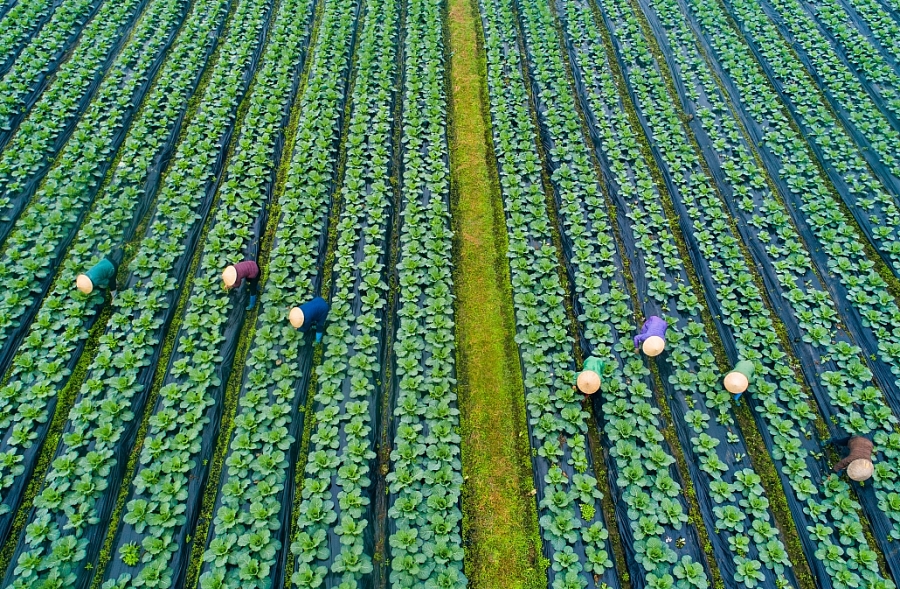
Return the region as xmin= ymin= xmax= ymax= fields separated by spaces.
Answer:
xmin=445 ymin=0 xmax=544 ymax=586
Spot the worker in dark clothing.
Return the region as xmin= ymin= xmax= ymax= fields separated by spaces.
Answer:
xmin=76 ymin=256 xmax=118 ymax=299
xmin=222 ymin=260 xmax=260 ymax=310
xmin=289 ymin=296 xmax=329 ymax=343
xmin=634 ymin=315 xmax=668 ymax=357
xmin=826 ymin=435 xmax=874 ymax=482
xmin=575 ymin=356 xmax=605 ymax=395
xmin=724 ymin=360 xmax=754 ymax=401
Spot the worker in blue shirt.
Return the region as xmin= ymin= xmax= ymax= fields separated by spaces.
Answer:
xmin=289 ymin=296 xmax=329 ymax=343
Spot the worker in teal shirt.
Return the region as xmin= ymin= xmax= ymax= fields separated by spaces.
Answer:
xmin=76 ymin=256 xmax=118 ymax=299
xmin=576 ymin=356 xmax=605 ymax=395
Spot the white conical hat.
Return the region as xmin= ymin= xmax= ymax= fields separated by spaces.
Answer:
xmin=642 ymin=335 xmax=665 ymax=357
xmin=76 ymin=274 xmax=94 ymax=295
xmin=848 ymin=459 xmax=874 ymax=482
xmin=289 ymin=306 xmax=305 ymax=328
xmin=723 ymin=371 xmax=749 ymax=394
xmin=576 ymin=370 xmax=601 ymax=395
xmin=222 ymin=265 xmax=237 ymax=287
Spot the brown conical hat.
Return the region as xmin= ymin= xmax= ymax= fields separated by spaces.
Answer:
xmin=76 ymin=274 xmax=94 ymax=295
xmin=642 ymin=336 xmax=665 ymax=357
xmin=723 ymin=371 xmax=749 ymax=394
xmin=222 ymin=265 xmax=237 ymax=288
xmin=289 ymin=306 xmax=305 ymax=328
xmin=847 ymin=459 xmax=874 ymax=482
xmin=576 ymin=370 xmax=601 ymax=395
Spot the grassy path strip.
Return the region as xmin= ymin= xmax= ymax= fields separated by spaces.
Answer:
xmin=445 ymin=0 xmax=544 ymax=586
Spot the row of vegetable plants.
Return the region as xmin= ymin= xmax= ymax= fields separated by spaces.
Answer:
xmin=552 ymin=0 xmax=801 ymax=586
xmin=829 ymin=0 xmax=900 ymax=65
xmin=0 ymin=0 xmax=105 ymax=133
xmin=0 ymin=0 xmax=280 ymax=582
xmin=0 ymin=0 xmax=137 ymax=157
xmin=98 ymin=0 xmax=321 ymax=582
xmin=747 ymin=0 xmax=900 ymax=191
xmin=639 ymin=0 xmax=900 ymax=561
xmin=0 ymin=0 xmax=189 ymax=363
xmin=193 ymin=0 xmax=361 ymax=587
xmin=0 ymin=0 xmax=59 ymax=74
xmin=0 ymin=0 xmax=153 ymax=233
xmin=660 ymin=0 xmax=900 ymax=554
xmin=792 ymin=0 xmax=900 ymax=127
xmin=706 ymin=0 xmax=900 ymax=280
xmin=478 ymin=0 xmax=636 ymax=583
xmin=511 ymin=0 xmax=725 ymax=587
xmin=284 ymin=0 xmax=400 ymax=583
xmin=382 ymin=0 xmax=465 ymax=585
xmin=592 ymin=0 xmax=897 ymax=585
xmin=645 ymin=0 xmax=900 ymax=565
xmin=0 ymin=0 xmax=231 ymax=547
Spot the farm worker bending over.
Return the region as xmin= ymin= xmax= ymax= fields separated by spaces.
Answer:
xmin=289 ymin=296 xmax=329 ymax=343
xmin=634 ymin=315 xmax=668 ymax=357
xmin=222 ymin=260 xmax=260 ymax=310
xmin=576 ymin=356 xmax=606 ymax=395
xmin=724 ymin=360 xmax=754 ymax=401
xmin=76 ymin=257 xmax=117 ymax=298
xmin=827 ymin=435 xmax=874 ymax=482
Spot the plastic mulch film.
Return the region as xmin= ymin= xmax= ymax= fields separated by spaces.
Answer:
xmin=707 ymin=0 xmax=900 ymax=279
xmin=97 ymin=0 xmax=319 ymax=582
xmin=0 ymin=0 xmax=231 ymax=548
xmin=191 ymin=0 xmax=361 ymax=587
xmin=652 ymin=0 xmax=900 ymax=556
xmin=479 ymin=0 xmax=648 ymax=584
xmin=0 ymin=0 xmax=67 ymax=74
xmin=0 ymin=0 xmax=194 ymax=377
xmin=825 ymin=0 xmax=900 ymax=67
xmin=0 ymin=0 xmax=164 ymax=244
xmin=592 ymin=0 xmax=900 ymax=584
xmin=0 ymin=0 xmax=106 ymax=139
xmin=0 ymin=0 xmax=277 ymax=582
xmin=750 ymin=0 xmax=900 ymax=177
xmin=282 ymin=0 xmax=400 ymax=585
xmin=636 ymin=0 xmax=900 ymax=572
xmin=379 ymin=0 xmax=466 ymax=586
xmin=553 ymin=1 xmax=804 ymax=587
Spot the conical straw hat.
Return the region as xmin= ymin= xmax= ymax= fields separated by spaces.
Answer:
xmin=642 ymin=335 xmax=665 ymax=357
xmin=289 ymin=306 xmax=305 ymax=328
xmin=723 ymin=371 xmax=749 ymax=394
xmin=76 ymin=274 xmax=94 ymax=295
xmin=222 ymin=265 xmax=237 ymax=288
xmin=576 ymin=370 xmax=601 ymax=395
xmin=847 ymin=459 xmax=874 ymax=482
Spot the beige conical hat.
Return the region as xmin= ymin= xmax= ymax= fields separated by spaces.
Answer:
xmin=76 ymin=274 xmax=94 ymax=295
xmin=576 ymin=370 xmax=601 ymax=395
xmin=222 ymin=265 xmax=237 ymax=288
xmin=723 ymin=371 xmax=749 ymax=394
xmin=848 ymin=459 xmax=874 ymax=482
xmin=642 ymin=335 xmax=665 ymax=357
xmin=289 ymin=306 xmax=305 ymax=328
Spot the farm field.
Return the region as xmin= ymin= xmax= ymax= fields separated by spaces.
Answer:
xmin=0 ymin=0 xmax=897 ymax=585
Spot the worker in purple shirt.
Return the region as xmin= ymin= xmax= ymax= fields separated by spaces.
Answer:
xmin=289 ymin=296 xmax=329 ymax=343
xmin=222 ymin=260 xmax=260 ymax=310
xmin=634 ymin=315 xmax=668 ymax=357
